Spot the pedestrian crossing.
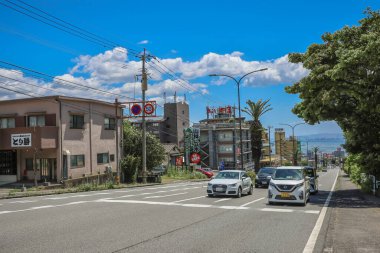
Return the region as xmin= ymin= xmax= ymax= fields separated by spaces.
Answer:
xmin=0 ymin=181 xmax=323 ymax=216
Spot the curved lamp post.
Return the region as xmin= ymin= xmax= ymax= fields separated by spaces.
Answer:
xmin=279 ymin=122 xmax=306 ymax=165
xmin=209 ymin=68 xmax=268 ymax=170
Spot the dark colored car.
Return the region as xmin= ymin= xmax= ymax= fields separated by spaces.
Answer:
xmin=255 ymin=167 xmax=276 ymax=188
xmin=196 ymin=167 xmax=214 ymax=178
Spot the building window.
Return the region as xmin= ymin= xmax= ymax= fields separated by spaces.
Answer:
xmin=110 ymin=154 xmax=115 ymax=162
xmin=182 ymin=110 xmax=185 ymax=114
xmin=71 ymin=155 xmax=85 ymax=167
xmin=0 ymin=118 xmax=15 ymax=128
xmin=97 ymin=153 xmax=109 ymax=164
xmin=26 ymin=158 xmax=34 ymax=171
xmin=218 ymin=145 xmax=233 ymax=152
xmin=182 ymin=122 xmax=185 ymax=126
xmin=104 ymin=117 xmax=116 ymax=130
xmin=70 ymin=115 xmax=84 ymax=129
xmin=28 ymin=115 xmax=45 ymax=127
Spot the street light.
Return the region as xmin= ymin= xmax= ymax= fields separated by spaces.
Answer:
xmin=279 ymin=122 xmax=306 ymax=165
xmin=210 ymin=68 xmax=268 ymax=170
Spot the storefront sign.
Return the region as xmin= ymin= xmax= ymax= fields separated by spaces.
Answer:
xmin=11 ymin=133 xmax=32 ymax=147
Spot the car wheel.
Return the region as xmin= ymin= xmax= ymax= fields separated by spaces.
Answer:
xmin=248 ymin=185 xmax=253 ymax=195
xmin=255 ymin=184 xmax=258 ymax=188
xmin=208 ymin=194 xmax=213 ymax=198
xmin=268 ymin=201 xmax=273 ymax=205
xmin=236 ymin=187 xmax=242 ymax=198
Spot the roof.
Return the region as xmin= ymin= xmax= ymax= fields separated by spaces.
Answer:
xmin=0 ymin=95 xmax=125 ymax=108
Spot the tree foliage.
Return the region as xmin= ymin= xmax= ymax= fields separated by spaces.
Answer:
xmin=243 ymin=99 xmax=272 ymax=171
xmin=122 ymin=122 xmax=165 ymax=176
xmin=286 ymin=9 xmax=380 ymax=177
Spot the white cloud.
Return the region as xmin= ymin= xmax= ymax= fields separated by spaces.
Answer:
xmin=0 ymin=48 xmax=308 ymax=104
xmin=138 ymin=40 xmax=149 ymax=45
xmin=170 ymin=49 xmax=178 ymax=54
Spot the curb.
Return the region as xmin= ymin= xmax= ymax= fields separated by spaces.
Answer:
xmin=0 ymin=178 xmax=210 ymax=200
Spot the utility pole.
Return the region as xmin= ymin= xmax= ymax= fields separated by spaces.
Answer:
xmin=141 ymin=49 xmax=148 ymax=184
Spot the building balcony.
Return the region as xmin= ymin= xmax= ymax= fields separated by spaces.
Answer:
xmin=0 ymin=126 xmax=59 ymax=150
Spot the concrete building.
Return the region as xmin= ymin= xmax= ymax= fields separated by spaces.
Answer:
xmin=0 ymin=96 xmax=123 ymax=185
xmin=161 ymin=101 xmax=189 ymax=147
xmin=193 ymin=106 xmax=253 ymax=170
xmin=274 ymin=128 xmax=301 ymax=165
xmin=131 ymin=101 xmax=190 ymax=147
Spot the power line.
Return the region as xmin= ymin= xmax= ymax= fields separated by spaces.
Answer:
xmin=0 ymin=0 xmax=139 ymax=56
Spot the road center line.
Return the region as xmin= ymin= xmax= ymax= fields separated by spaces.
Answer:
xmin=261 ymin=208 xmax=294 ymax=213
xmin=240 ymin=197 xmax=265 ymax=207
xmin=303 ymin=169 xmax=339 ymax=253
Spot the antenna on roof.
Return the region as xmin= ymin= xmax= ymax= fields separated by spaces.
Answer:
xmin=174 ymin=91 xmax=177 ymax=103
xmin=164 ymin=92 xmax=166 ymax=104
xmin=184 ymin=93 xmax=186 ymax=103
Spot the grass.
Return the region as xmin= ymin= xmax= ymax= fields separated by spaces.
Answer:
xmin=162 ymin=167 xmax=207 ymax=181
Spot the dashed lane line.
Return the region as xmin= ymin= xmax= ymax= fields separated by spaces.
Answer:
xmin=214 ymin=198 xmax=232 ymax=203
xmin=173 ymin=196 xmax=206 ymax=203
xmin=144 ymin=192 xmax=188 ymax=199
xmin=240 ymin=197 xmax=265 ymax=207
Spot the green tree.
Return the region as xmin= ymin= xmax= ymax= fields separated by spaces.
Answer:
xmin=122 ymin=122 xmax=165 ymax=179
xmin=242 ymin=99 xmax=273 ymax=171
xmin=286 ymin=9 xmax=380 ymax=177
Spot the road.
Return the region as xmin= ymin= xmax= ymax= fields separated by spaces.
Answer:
xmin=0 ymin=168 xmax=339 ymax=253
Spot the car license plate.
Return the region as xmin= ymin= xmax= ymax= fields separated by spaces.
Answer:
xmin=216 ymin=187 xmax=223 ymax=192
xmin=262 ymin=181 xmax=267 ymax=185
xmin=281 ymin=192 xmax=290 ymax=198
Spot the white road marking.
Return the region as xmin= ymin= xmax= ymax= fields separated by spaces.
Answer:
xmin=214 ymin=198 xmax=231 ymax=203
xmin=303 ymin=169 xmax=339 ymax=253
xmin=144 ymin=192 xmax=188 ymax=199
xmin=182 ymin=204 xmax=212 ymax=208
xmin=261 ymin=208 xmax=294 ymax=213
xmin=219 ymin=206 xmax=249 ymax=210
xmin=30 ymin=205 xmax=54 ymax=210
xmin=240 ymin=197 xmax=265 ymax=207
xmin=304 ymin=210 xmax=320 ymax=214
xmin=173 ymin=196 xmax=206 ymax=203
xmin=9 ymin=200 xmax=37 ymax=204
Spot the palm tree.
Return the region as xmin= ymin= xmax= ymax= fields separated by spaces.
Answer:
xmin=242 ymin=99 xmax=272 ymax=171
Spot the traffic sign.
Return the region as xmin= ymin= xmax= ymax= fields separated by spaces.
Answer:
xmin=190 ymin=153 xmax=201 ymax=164
xmin=131 ymin=104 xmax=142 ymax=115
xmin=144 ymin=103 xmax=155 ymax=115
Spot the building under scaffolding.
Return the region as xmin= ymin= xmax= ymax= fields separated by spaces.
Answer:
xmin=193 ymin=106 xmax=254 ymax=171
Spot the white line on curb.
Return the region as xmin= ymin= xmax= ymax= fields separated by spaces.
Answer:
xmin=302 ymin=169 xmax=339 ymax=253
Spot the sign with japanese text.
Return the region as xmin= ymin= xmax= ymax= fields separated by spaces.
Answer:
xmin=190 ymin=153 xmax=201 ymax=164
xmin=11 ymin=133 xmax=32 ymax=147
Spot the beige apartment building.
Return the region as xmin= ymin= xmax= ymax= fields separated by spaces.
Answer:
xmin=0 ymin=96 xmax=123 ymax=184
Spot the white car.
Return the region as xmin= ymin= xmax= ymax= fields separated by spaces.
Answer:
xmin=207 ymin=170 xmax=253 ymax=198
xmin=268 ymin=166 xmax=310 ymax=206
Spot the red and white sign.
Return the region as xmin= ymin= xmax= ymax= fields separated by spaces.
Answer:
xmin=131 ymin=104 xmax=142 ymax=115
xmin=144 ymin=103 xmax=155 ymax=115
xmin=190 ymin=153 xmax=201 ymax=164
xmin=176 ymin=156 xmax=183 ymax=166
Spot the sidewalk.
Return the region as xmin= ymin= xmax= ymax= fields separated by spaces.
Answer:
xmin=322 ymin=171 xmax=380 ymax=253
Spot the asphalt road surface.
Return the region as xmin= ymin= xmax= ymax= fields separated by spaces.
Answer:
xmin=0 ymin=168 xmax=340 ymax=253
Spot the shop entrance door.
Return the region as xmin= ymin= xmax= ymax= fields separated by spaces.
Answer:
xmin=40 ymin=158 xmax=57 ymax=182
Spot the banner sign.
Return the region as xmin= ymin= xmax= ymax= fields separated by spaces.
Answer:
xmin=11 ymin=133 xmax=32 ymax=147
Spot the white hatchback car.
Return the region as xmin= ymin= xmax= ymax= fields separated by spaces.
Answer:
xmin=268 ymin=166 xmax=310 ymax=206
xmin=207 ymin=170 xmax=253 ymax=198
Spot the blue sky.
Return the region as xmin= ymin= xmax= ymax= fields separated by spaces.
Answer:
xmin=1 ymin=0 xmax=379 ymax=137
